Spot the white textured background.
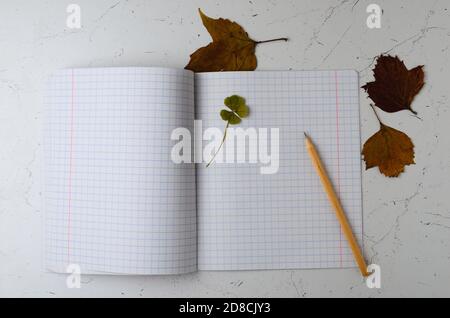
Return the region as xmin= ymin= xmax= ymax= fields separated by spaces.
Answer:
xmin=1 ymin=0 xmax=449 ymax=297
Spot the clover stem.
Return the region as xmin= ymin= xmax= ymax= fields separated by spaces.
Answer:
xmin=206 ymin=122 xmax=230 ymax=167
xmin=254 ymin=37 xmax=288 ymax=44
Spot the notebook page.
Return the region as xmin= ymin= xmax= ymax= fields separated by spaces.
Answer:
xmin=195 ymin=70 xmax=362 ymax=270
xmin=43 ymin=67 xmax=196 ymax=275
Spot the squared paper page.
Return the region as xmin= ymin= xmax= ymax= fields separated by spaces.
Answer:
xmin=43 ymin=67 xmax=196 ymax=275
xmin=195 ymin=70 xmax=362 ymax=270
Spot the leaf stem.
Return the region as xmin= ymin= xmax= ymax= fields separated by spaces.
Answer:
xmin=409 ymin=108 xmax=418 ymax=115
xmin=370 ymin=104 xmax=383 ymax=126
xmin=254 ymin=37 xmax=288 ymax=45
xmin=206 ymin=122 xmax=230 ymax=167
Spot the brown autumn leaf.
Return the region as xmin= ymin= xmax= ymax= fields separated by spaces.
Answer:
xmin=362 ymin=122 xmax=415 ymax=177
xmin=362 ymin=55 xmax=425 ymax=115
xmin=185 ymin=9 xmax=287 ymax=72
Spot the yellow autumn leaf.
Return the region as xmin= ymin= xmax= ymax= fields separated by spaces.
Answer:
xmin=362 ymin=123 xmax=415 ymax=177
xmin=185 ymin=9 xmax=287 ymax=72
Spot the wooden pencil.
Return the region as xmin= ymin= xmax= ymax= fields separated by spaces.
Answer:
xmin=304 ymin=132 xmax=370 ymax=277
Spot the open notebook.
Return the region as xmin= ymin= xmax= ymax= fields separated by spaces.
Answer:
xmin=43 ymin=67 xmax=362 ymax=275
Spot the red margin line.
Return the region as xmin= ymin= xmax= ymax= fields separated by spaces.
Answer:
xmin=67 ymin=69 xmax=75 ymax=264
xmin=334 ymin=70 xmax=343 ymax=268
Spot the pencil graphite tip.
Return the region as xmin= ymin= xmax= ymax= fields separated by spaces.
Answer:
xmin=304 ymin=132 xmax=313 ymax=146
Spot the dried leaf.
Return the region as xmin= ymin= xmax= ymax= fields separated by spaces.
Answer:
xmin=362 ymin=123 xmax=415 ymax=177
xmin=362 ymin=55 xmax=425 ymax=114
xmin=185 ymin=9 xmax=287 ymax=72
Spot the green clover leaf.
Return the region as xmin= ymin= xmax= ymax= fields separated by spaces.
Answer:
xmin=207 ymin=95 xmax=250 ymax=167
xmin=224 ymin=95 xmax=249 ymax=120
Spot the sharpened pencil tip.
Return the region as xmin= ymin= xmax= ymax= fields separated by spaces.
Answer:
xmin=304 ymin=132 xmax=312 ymax=145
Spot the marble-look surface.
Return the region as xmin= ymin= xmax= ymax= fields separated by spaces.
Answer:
xmin=0 ymin=0 xmax=449 ymax=297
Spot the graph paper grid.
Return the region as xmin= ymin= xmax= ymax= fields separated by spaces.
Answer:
xmin=43 ymin=67 xmax=197 ymax=274
xmin=44 ymin=68 xmax=362 ymax=274
xmin=195 ymin=70 xmax=362 ymax=270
